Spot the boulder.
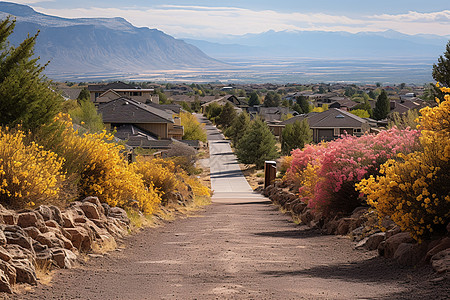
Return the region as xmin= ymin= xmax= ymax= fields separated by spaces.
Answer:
xmin=336 ymin=218 xmax=360 ymax=235
xmin=109 ymin=207 xmax=130 ymax=225
xmin=61 ymin=212 xmax=75 ymax=228
xmin=1 ymin=213 xmax=16 ymax=225
xmin=65 ymin=227 xmax=92 ymax=251
xmin=0 ymin=230 xmax=6 ymax=246
xmin=10 ymin=258 xmax=36 ymax=285
xmin=431 ymin=248 xmax=450 ymax=274
xmin=0 ymin=260 xmax=16 ymax=285
xmin=356 ymin=232 xmax=386 ymax=251
xmin=17 ymin=212 xmax=45 ymax=229
xmin=23 ymin=226 xmax=40 ymax=240
xmin=79 ymin=202 xmax=101 ymax=220
xmin=45 ymin=220 xmax=60 ymax=228
xmin=101 ymin=203 xmax=111 ymax=217
xmin=394 ymin=242 xmax=428 ymax=266
xmin=82 ymin=196 xmax=105 ymax=216
xmin=0 ymin=269 xmax=12 ymax=293
xmin=35 ymin=205 xmax=52 ymax=221
xmin=34 ymin=244 xmax=52 ymax=265
xmin=4 ymin=228 xmax=34 ymax=252
xmin=383 ymin=232 xmax=414 ymax=258
xmin=300 ymin=209 xmax=314 ymax=226
xmin=292 ymin=202 xmax=307 ymax=216
xmin=426 ymin=237 xmax=450 ymax=262
xmin=4 ymin=244 xmax=35 ymax=262
xmin=35 ymin=232 xmax=65 ymax=249
xmin=0 ymin=246 xmax=12 ymax=262
xmin=49 ymin=206 xmax=64 ymax=226
xmin=351 ymin=207 xmax=369 ymax=219
xmin=51 ymin=248 xmax=78 ymax=269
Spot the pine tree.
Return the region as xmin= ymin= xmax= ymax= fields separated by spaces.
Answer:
xmin=216 ymin=102 xmax=237 ymax=128
xmin=296 ymin=95 xmax=310 ymax=114
xmin=432 ymin=41 xmax=450 ymax=87
xmin=235 ymin=118 xmax=278 ymax=169
xmin=0 ymin=17 xmax=62 ymax=132
xmin=281 ymin=119 xmax=312 ymax=155
xmin=224 ymin=111 xmax=250 ymax=146
xmin=248 ymin=92 xmax=260 ymax=106
xmin=373 ymin=89 xmax=390 ymax=120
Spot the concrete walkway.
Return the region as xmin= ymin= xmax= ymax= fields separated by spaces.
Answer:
xmin=197 ymin=114 xmax=265 ymax=203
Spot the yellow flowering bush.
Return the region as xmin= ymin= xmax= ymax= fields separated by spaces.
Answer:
xmin=357 ymin=86 xmax=450 ymax=241
xmin=0 ymin=127 xmax=64 ymax=208
xmin=37 ymin=114 xmax=161 ymax=214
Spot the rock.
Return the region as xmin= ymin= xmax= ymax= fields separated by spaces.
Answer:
xmin=61 ymin=212 xmax=75 ymax=228
xmin=1 ymin=213 xmax=16 ymax=225
xmin=292 ymin=202 xmax=307 ymax=216
xmin=300 ymin=209 xmax=314 ymax=226
xmin=45 ymin=220 xmax=60 ymax=228
xmin=383 ymin=232 xmax=414 ymax=258
xmin=109 ymin=207 xmax=130 ymax=225
xmin=65 ymin=227 xmax=92 ymax=251
xmin=10 ymin=258 xmax=36 ymax=285
xmin=378 ymin=241 xmax=386 ymax=256
xmin=386 ymin=227 xmax=402 ymax=239
xmin=49 ymin=206 xmax=64 ymax=226
xmin=0 ymin=230 xmax=6 ymax=246
xmin=324 ymin=218 xmax=340 ymax=235
xmin=34 ymin=244 xmax=52 ymax=265
xmin=17 ymin=212 xmax=45 ymax=229
xmin=4 ymin=244 xmax=35 ymax=262
xmin=0 ymin=269 xmax=12 ymax=293
xmin=51 ymin=248 xmax=78 ymax=269
xmin=74 ymin=216 xmax=87 ymax=224
xmin=4 ymin=228 xmax=34 ymax=252
xmin=79 ymin=202 xmax=101 ymax=220
xmin=0 ymin=246 xmax=12 ymax=262
xmin=351 ymin=207 xmax=369 ymax=219
xmin=35 ymin=232 xmax=65 ymax=249
xmin=35 ymin=205 xmax=52 ymax=221
xmin=426 ymin=237 xmax=450 ymax=262
xmin=336 ymin=218 xmax=360 ymax=235
xmin=23 ymin=226 xmax=40 ymax=240
xmin=394 ymin=242 xmax=428 ymax=266
xmin=356 ymin=232 xmax=386 ymax=251
xmin=431 ymin=249 xmax=450 ymax=274
xmin=0 ymin=260 xmax=16 ymax=285
xmin=102 ymin=203 xmax=111 ymax=217
xmin=82 ymin=196 xmax=105 ymax=216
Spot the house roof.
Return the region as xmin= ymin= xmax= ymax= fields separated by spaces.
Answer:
xmin=88 ymin=82 xmax=136 ymax=92
xmin=146 ymin=102 xmax=183 ymax=114
xmin=98 ymin=98 xmax=174 ymax=124
xmin=282 ymin=108 xmax=368 ymax=128
xmin=114 ymin=124 xmax=159 ymax=141
xmin=58 ymin=87 xmax=83 ymax=100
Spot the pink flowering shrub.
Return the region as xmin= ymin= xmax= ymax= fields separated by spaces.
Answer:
xmin=286 ymin=127 xmax=420 ymax=216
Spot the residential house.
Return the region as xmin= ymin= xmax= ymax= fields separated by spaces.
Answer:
xmin=88 ymin=82 xmax=158 ymax=104
xmin=98 ymin=98 xmax=183 ymax=140
xmin=201 ymin=95 xmax=247 ymax=114
xmin=279 ymin=108 xmax=371 ymax=143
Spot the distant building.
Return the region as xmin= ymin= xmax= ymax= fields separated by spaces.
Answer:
xmin=88 ymin=82 xmax=158 ymax=104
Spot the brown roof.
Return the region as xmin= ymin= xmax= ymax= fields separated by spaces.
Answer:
xmin=282 ymin=108 xmax=368 ymax=128
xmin=98 ymin=98 xmax=174 ymax=124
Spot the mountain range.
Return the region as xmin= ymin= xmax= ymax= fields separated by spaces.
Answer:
xmin=0 ymin=2 xmax=225 ymax=78
xmin=185 ymin=30 xmax=449 ymax=60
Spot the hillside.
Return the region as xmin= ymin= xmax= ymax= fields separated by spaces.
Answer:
xmin=0 ymin=2 xmax=226 ymax=78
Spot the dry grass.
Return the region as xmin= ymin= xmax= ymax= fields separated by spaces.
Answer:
xmin=34 ymin=260 xmax=55 ymax=286
xmin=239 ymin=163 xmax=264 ymax=190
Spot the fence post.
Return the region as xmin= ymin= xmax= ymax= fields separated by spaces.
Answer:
xmin=264 ymin=161 xmax=277 ymax=188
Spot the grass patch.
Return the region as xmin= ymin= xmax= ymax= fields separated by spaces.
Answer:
xmin=35 ymin=260 xmax=55 ymax=286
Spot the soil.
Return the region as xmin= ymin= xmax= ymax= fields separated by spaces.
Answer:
xmin=14 ymin=202 xmax=449 ymax=299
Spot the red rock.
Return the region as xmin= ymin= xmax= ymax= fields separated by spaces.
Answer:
xmin=45 ymin=220 xmax=59 ymax=228
xmin=394 ymin=242 xmax=428 ymax=266
xmin=17 ymin=212 xmax=45 ymax=229
xmin=35 ymin=232 xmax=65 ymax=249
xmin=431 ymin=248 xmax=450 ymax=274
xmin=0 ymin=246 xmax=12 ymax=262
xmin=79 ymin=202 xmax=101 ymax=220
xmin=0 ymin=269 xmax=12 ymax=293
xmin=0 ymin=260 xmax=16 ymax=286
xmin=65 ymin=227 xmax=92 ymax=251
xmin=10 ymin=258 xmax=36 ymax=285
xmin=1 ymin=213 xmax=16 ymax=225
xmin=23 ymin=227 xmax=40 ymax=240
xmin=383 ymin=232 xmax=414 ymax=258
xmin=426 ymin=237 xmax=450 ymax=262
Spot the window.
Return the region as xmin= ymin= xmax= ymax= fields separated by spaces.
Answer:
xmin=353 ymin=128 xmax=362 ymax=134
xmin=333 ymin=128 xmax=340 ymax=136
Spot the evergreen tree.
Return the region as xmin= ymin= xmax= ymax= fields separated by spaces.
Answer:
xmin=432 ymin=41 xmax=450 ymax=87
xmin=292 ymin=103 xmax=303 ymax=114
xmin=248 ymin=92 xmax=260 ymax=106
xmin=77 ymin=88 xmax=90 ymax=101
xmin=0 ymin=17 xmax=63 ymax=131
xmin=281 ymin=119 xmax=312 ymax=155
xmin=263 ymin=91 xmax=281 ymax=107
xmin=296 ymin=95 xmax=310 ymax=114
xmin=224 ymin=111 xmax=250 ymax=146
xmin=216 ymin=102 xmax=237 ymax=128
xmin=69 ymin=99 xmax=104 ymax=132
xmin=235 ymin=118 xmax=278 ymax=168
xmin=373 ymin=89 xmax=390 ymax=120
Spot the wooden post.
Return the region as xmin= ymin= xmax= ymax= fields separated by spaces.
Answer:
xmin=264 ymin=161 xmax=277 ymax=188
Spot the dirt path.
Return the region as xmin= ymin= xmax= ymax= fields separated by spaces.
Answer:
xmin=16 ymin=116 xmax=448 ymax=299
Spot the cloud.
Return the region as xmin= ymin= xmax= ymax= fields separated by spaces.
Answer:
xmin=31 ymin=5 xmax=450 ymax=38
xmin=9 ymin=0 xmax=52 ymax=3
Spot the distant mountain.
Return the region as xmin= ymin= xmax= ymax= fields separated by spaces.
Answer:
xmin=0 ymin=2 xmax=226 ymax=78
xmin=185 ymin=30 xmax=449 ymax=60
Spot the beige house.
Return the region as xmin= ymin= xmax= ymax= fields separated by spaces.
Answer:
xmin=88 ymin=82 xmax=158 ymax=104
xmin=98 ymin=98 xmax=183 ymax=140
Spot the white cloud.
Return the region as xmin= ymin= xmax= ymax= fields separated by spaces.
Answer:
xmin=31 ymin=5 xmax=450 ymax=38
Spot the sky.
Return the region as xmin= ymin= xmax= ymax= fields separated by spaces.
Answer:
xmin=9 ymin=0 xmax=450 ymax=38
